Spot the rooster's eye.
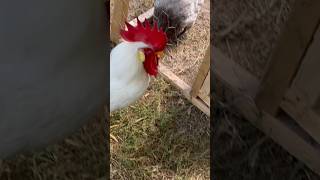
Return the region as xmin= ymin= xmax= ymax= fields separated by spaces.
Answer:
xmin=137 ymin=49 xmax=145 ymax=62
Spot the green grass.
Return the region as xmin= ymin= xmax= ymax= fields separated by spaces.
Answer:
xmin=110 ymin=78 xmax=210 ymax=179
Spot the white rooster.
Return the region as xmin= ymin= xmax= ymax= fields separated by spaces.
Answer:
xmin=110 ymin=18 xmax=167 ymax=112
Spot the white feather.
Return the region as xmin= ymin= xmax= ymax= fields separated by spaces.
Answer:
xmin=110 ymin=41 xmax=151 ymax=112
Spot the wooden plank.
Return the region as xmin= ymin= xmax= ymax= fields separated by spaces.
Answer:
xmin=249 ymin=112 xmax=320 ymax=176
xmin=281 ymin=88 xmax=320 ymax=144
xmin=213 ymin=46 xmax=320 ymax=175
xmin=191 ymin=97 xmax=210 ymax=117
xmin=213 ymin=47 xmax=260 ymax=98
xmin=191 ymin=47 xmax=210 ymax=97
xmin=159 ymin=64 xmax=192 ymax=100
xmin=159 ymin=64 xmax=210 ymax=116
xmin=280 ymin=25 xmax=320 ymax=144
xmin=255 ymin=0 xmax=320 ymax=115
xmin=110 ymin=0 xmax=129 ymax=43
xmin=236 ymin=99 xmax=320 ymax=176
xmin=290 ymin=25 xmax=320 ymax=107
xmin=198 ymin=72 xmax=210 ymax=106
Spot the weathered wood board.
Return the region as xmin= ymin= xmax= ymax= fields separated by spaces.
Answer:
xmin=191 ymin=47 xmax=211 ymax=107
xmin=255 ymin=0 xmax=320 ymax=115
xmin=213 ymin=46 xmax=320 ymax=175
xmin=198 ymin=72 xmax=210 ymax=106
xmin=110 ymin=0 xmax=129 ymax=43
xmin=281 ymin=24 xmax=320 ymax=144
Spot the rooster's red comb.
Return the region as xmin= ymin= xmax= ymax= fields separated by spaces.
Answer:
xmin=120 ymin=18 xmax=167 ymax=51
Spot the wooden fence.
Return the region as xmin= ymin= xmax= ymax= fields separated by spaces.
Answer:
xmin=214 ymin=0 xmax=320 ymax=175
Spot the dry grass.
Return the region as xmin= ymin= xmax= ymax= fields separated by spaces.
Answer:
xmin=110 ymin=1 xmax=210 ymax=179
xmin=214 ymin=0 xmax=295 ymax=78
xmin=161 ymin=0 xmax=210 ymax=86
xmin=127 ymin=0 xmax=154 ymax=20
xmin=111 ymin=78 xmax=210 ymax=179
xmin=0 ymin=114 xmax=107 ymax=180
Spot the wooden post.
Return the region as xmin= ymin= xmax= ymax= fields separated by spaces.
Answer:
xmin=191 ymin=47 xmax=210 ymax=97
xmin=110 ymin=0 xmax=129 ymax=43
xmin=255 ymin=0 xmax=320 ymax=115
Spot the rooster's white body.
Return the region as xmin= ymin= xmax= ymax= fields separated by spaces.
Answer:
xmin=110 ymin=41 xmax=151 ymax=112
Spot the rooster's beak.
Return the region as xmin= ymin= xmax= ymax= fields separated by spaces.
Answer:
xmin=155 ymin=51 xmax=164 ymax=59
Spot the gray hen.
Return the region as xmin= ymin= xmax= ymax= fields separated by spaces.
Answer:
xmin=153 ymin=0 xmax=204 ymax=44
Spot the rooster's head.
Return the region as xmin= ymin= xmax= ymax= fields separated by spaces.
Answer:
xmin=120 ymin=18 xmax=167 ymax=76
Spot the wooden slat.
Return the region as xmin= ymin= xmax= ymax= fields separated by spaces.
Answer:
xmin=213 ymin=46 xmax=320 ymax=175
xmin=190 ymin=97 xmax=210 ymax=116
xmin=159 ymin=64 xmax=210 ymax=116
xmin=159 ymin=64 xmax=192 ymax=100
xmin=290 ymin=25 xmax=320 ymax=107
xmin=110 ymin=0 xmax=129 ymax=43
xmin=248 ymin=110 xmax=320 ymax=176
xmin=237 ymin=100 xmax=320 ymax=176
xmin=255 ymin=0 xmax=320 ymax=115
xmin=281 ymin=89 xmax=320 ymax=144
xmin=280 ymin=25 xmax=320 ymax=144
xmin=213 ymin=47 xmax=260 ymax=98
xmin=198 ymin=72 xmax=210 ymax=106
xmin=191 ymin=47 xmax=210 ymax=97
